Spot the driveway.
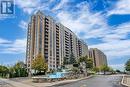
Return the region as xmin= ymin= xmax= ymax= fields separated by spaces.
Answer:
xmin=54 ymin=75 xmax=125 ymax=87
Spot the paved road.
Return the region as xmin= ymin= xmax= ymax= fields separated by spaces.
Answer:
xmin=0 ymin=79 xmax=14 ymax=87
xmin=54 ymin=75 xmax=125 ymax=87
xmin=0 ymin=78 xmax=34 ymax=87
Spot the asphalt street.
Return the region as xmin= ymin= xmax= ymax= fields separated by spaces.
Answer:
xmin=54 ymin=75 xmax=125 ymax=87
xmin=0 ymin=79 xmax=13 ymax=87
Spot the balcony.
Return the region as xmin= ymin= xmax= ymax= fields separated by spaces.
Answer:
xmin=56 ymin=51 xmax=59 ymax=54
xmin=45 ymin=55 xmax=48 ymax=58
xmin=44 ymin=42 xmax=48 ymax=45
xmin=56 ymin=27 xmax=59 ymax=30
xmin=44 ymin=47 xmax=48 ymax=50
xmin=45 ymin=25 xmax=49 ymax=28
xmin=56 ymin=25 xmax=59 ymax=28
xmin=45 ymin=28 xmax=49 ymax=31
xmin=45 ymin=37 xmax=48 ymax=40
xmin=65 ymin=49 xmax=69 ymax=51
xmin=65 ymin=37 xmax=69 ymax=40
xmin=56 ymin=44 xmax=59 ymax=46
xmin=45 ymin=29 xmax=49 ymax=33
xmin=45 ymin=21 xmax=49 ymax=24
xmin=56 ymin=36 xmax=59 ymax=39
xmin=45 ymin=31 xmax=49 ymax=34
xmin=65 ymin=51 xmax=69 ymax=54
xmin=44 ymin=45 xmax=48 ymax=48
xmin=44 ymin=35 xmax=48 ymax=38
xmin=56 ymin=40 xmax=59 ymax=42
xmin=45 ymin=18 xmax=49 ymax=21
xmin=65 ymin=34 xmax=69 ymax=36
xmin=56 ymin=47 xmax=59 ymax=50
xmin=65 ymin=44 xmax=69 ymax=47
xmin=44 ymin=51 xmax=48 ymax=54
xmin=65 ymin=55 xmax=69 ymax=57
xmin=56 ymin=33 xmax=59 ymax=36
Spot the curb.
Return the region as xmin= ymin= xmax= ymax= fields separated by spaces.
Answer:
xmin=121 ymin=75 xmax=130 ymax=87
xmin=47 ymin=75 xmax=94 ymax=87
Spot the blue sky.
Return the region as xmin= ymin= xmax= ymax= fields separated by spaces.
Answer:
xmin=0 ymin=0 xmax=130 ymax=71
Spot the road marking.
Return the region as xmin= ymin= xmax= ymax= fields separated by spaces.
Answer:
xmin=80 ymin=84 xmax=87 ymax=87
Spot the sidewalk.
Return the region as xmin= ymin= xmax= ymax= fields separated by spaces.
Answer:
xmin=121 ymin=75 xmax=130 ymax=87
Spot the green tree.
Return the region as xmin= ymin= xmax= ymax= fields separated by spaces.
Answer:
xmin=71 ymin=67 xmax=80 ymax=74
xmin=69 ymin=53 xmax=76 ymax=64
xmin=116 ymin=69 xmax=121 ymax=73
xmin=0 ymin=62 xmax=28 ymax=78
xmin=100 ymin=65 xmax=110 ymax=75
xmin=32 ymin=54 xmax=48 ymax=74
xmin=107 ymin=67 xmax=115 ymax=74
xmin=125 ymin=59 xmax=130 ymax=72
xmin=10 ymin=61 xmax=28 ymax=77
xmin=93 ymin=67 xmax=100 ymax=72
xmin=0 ymin=65 xmax=9 ymax=78
xmin=9 ymin=67 xmax=15 ymax=78
xmin=78 ymin=56 xmax=93 ymax=69
xmin=78 ymin=56 xmax=86 ymax=63
xmin=86 ymin=58 xmax=93 ymax=69
xmin=63 ymin=57 xmax=69 ymax=65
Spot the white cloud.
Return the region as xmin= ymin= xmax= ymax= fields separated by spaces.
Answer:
xmin=109 ymin=64 xmax=124 ymax=71
xmin=19 ymin=20 xmax=28 ymax=30
xmin=15 ymin=0 xmax=41 ymax=14
xmin=14 ymin=0 xmax=130 ymax=69
xmin=89 ymin=39 xmax=130 ymax=60
xmin=114 ymin=23 xmax=130 ymax=35
xmin=102 ymin=23 xmax=130 ymax=42
xmin=52 ymin=0 xmax=69 ymax=11
xmin=108 ymin=0 xmax=130 ymax=15
xmin=56 ymin=1 xmax=130 ymax=62
xmin=0 ymin=38 xmax=26 ymax=54
xmin=56 ymin=2 xmax=108 ymax=39
xmin=15 ymin=0 xmax=51 ymax=14
xmin=0 ymin=38 xmax=11 ymax=44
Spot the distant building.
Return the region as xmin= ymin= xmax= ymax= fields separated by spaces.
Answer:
xmin=26 ymin=11 xmax=88 ymax=72
xmin=89 ymin=48 xmax=107 ymax=67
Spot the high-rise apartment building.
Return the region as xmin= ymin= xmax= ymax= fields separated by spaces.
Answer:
xmin=88 ymin=48 xmax=107 ymax=67
xmin=26 ymin=11 xmax=88 ymax=71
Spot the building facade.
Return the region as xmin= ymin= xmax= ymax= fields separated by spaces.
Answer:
xmin=88 ymin=48 xmax=107 ymax=67
xmin=26 ymin=11 xmax=88 ymax=71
